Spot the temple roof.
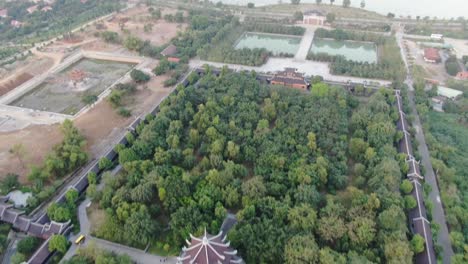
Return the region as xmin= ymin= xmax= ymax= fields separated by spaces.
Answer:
xmin=177 ymin=230 xmax=243 ymax=264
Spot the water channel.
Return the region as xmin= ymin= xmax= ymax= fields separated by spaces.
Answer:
xmin=310 ymin=38 xmax=378 ymax=63
xmin=235 ymin=32 xmax=302 ymax=55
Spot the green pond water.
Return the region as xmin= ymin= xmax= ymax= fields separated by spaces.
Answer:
xmin=310 ymin=38 xmax=378 ymax=63
xmin=235 ymin=32 xmax=301 ymax=55
xmin=11 ymin=59 xmax=134 ymax=115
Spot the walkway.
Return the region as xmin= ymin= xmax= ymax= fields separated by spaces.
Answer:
xmin=397 ymin=24 xmax=453 ymax=263
xmin=190 ymin=59 xmax=391 ymax=86
xmin=295 ymin=27 xmax=315 ymax=60
xmin=408 ymin=87 xmax=454 ymax=264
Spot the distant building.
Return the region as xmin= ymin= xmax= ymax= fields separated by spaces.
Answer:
xmin=437 ymin=86 xmax=463 ymax=100
xmin=161 ymin=44 xmax=180 ymax=63
xmin=41 ymin=6 xmax=53 ymax=12
xmin=177 ymin=230 xmax=243 ymax=264
xmin=423 ymin=48 xmax=441 ymax=63
xmin=456 ymin=71 xmax=468 ymax=80
xmin=430 ymin=34 xmax=443 ymax=41
xmin=27 ymin=5 xmax=39 ymax=14
xmin=303 ymin=10 xmax=326 ymax=26
xmin=0 ymin=9 xmax=7 ymax=18
xmin=271 ymin=68 xmax=309 ymax=90
xmin=10 ymin=20 xmax=23 ymax=28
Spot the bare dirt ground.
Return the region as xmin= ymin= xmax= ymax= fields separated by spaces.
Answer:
xmin=0 ymin=5 xmax=181 ymax=183
xmin=0 ymin=73 xmax=174 ymax=182
xmin=0 ymin=125 xmax=62 ymax=183
xmin=0 ymin=56 xmax=54 ymax=96
xmin=103 ymin=6 xmax=187 ymax=47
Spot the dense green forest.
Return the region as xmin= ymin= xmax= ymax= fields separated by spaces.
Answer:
xmin=0 ymin=0 xmax=122 ymax=43
xmin=411 ymin=81 xmax=468 ymax=263
xmin=308 ymin=29 xmax=406 ymax=82
xmin=85 ymin=70 xmax=420 ymax=263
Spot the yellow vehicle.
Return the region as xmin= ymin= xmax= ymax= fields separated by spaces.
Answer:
xmin=75 ymin=235 xmax=85 ymax=245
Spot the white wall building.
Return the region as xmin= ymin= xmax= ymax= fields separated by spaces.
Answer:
xmin=303 ymin=10 xmax=326 ymax=26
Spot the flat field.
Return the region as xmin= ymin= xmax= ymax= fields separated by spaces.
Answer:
xmin=10 ymin=59 xmax=134 ymax=115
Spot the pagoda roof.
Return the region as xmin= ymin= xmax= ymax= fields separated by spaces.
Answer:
xmin=177 ymin=230 xmax=243 ymax=264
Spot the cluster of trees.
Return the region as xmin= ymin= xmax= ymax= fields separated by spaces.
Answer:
xmin=26 ymin=120 xmax=87 ymax=208
xmin=10 ymin=236 xmax=41 ymax=264
xmin=445 ymin=55 xmax=461 ymax=76
xmin=0 ymin=0 xmax=122 ymax=43
xmin=87 ymin=70 xmax=418 ymax=262
xmin=108 ymin=82 xmax=137 ymax=117
xmin=315 ymin=28 xmax=387 ymax=45
xmin=47 ymin=189 xmax=78 ymax=222
xmin=412 ymin=82 xmax=468 ymax=263
xmin=152 ymin=57 xmax=189 ymax=87
xmin=100 ymin=31 xmax=120 ymax=44
xmin=122 ymin=35 xmax=163 ymax=58
xmin=0 ymin=47 xmax=21 ymax=60
xmin=244 ymin=22 xmax=305 ymax=36
xmin=63 ymin=243 xmax=132 ymax=264
xmin=309 ymin=29 xmax=405 ymax=81
xmin=163 ymin=11 xmax=185 ymax=23
xmin=0 ymin=224 xmax=11 ymax=256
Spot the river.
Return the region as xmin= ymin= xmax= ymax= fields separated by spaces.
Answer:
xmin=218 ymin=0 xmax=467 ymax=19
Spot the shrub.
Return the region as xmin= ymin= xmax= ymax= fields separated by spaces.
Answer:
xmin=117 ymin=107 xmax=132 ymax=117
xmin=400 ymin=179 xmax=413 ymax=194
xmin=404 ymin=195 xmax=417 ymax=209
xmin=17 ymin=237 xmax=40 ymax=255
xmin=130 ymin=69 xmax=150 ymax=83
xmin=98 ymin=157 xmax=113 ymax=171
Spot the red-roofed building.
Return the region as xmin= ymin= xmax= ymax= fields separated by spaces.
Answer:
xmin=271 ymin=67 xmax=309 ymax=90
xmin=0 ymin=9 xmax=8 ymax=18
xmin=424 ymin=48 xmax=441 ymax=63
xmin=456 ymin=71 xmax=468 ymax=80
xmin=177 ymin=230 xmax=243 ymax=264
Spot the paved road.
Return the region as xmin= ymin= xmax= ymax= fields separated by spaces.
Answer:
xmin=407 ymin=85 xmax=454 ymax=264
xmin=61 ymin=166 xmax=178 ymax=264
xmin=295 ymin=27 xmax=315 ymax=60
xmin=396 ymin=24 xmax=453 ymax=263
xmin=190 ymin=58 xmax=391 ymax=86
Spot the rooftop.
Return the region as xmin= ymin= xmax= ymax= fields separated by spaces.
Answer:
xmin=161 ymin=44 xmax=178 ymax=57
xmin=178 ymin=230 xmax=243 ymax=264
xmin=271 ymin=68 xmax=308 ymax=86
xmin=424 ymin=48 xmax=441 ymax=61
xmin=437 ymin=86 xmax=463 ymax=99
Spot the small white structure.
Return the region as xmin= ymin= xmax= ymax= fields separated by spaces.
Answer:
xmin=303 ymin=10 xmax=326 ymax=26
xmin=430 ymin=34 xmax=443 ymax=41
xmin=437 ymin=86 xmax=463 ymax=100
xmin=6 ymin=190 xmax=32 ymax=208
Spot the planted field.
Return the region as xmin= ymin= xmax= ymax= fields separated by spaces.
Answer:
xmin=11 ymin=59 xmax=134 ymax=115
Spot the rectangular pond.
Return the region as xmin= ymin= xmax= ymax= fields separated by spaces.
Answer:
xmin=234 ymin=32 xmax=302 ymax=56
xmin=310 ymin=38 xmax=378 ymax=63
xmin=10 ymin=59 xmax=134 ymax=115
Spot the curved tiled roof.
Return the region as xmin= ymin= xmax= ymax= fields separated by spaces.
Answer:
xmin=177 ymin=230 xmax=243 ymax=264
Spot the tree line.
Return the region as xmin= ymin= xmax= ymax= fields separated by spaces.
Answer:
xmin=309 ymin=29 xmax=406 ymax=82
xmin=0 ymin=0 xmax=122 ymax=43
